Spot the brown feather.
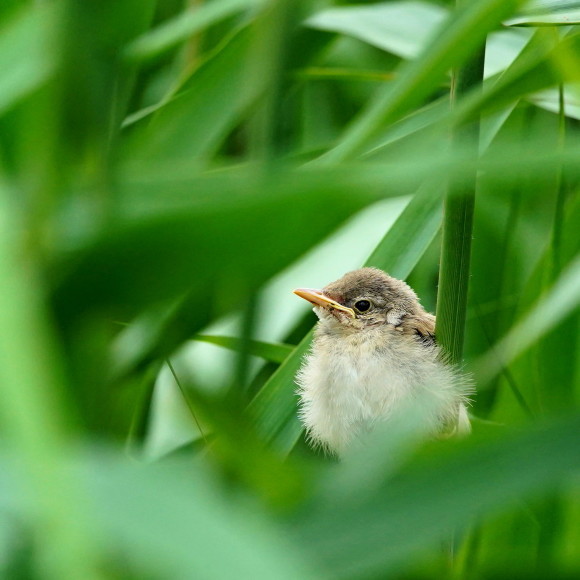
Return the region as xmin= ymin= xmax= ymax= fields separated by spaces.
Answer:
xmin=401 ymin=312 xmax=436 ymax=345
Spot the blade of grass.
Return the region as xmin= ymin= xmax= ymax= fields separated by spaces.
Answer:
xmin=167 ymin=359 xmax=208 ymax=447
xmin=193 ymin=334 xmax=293 ymax=364
xmin=532 ymin=80 xmax=577 ymax=416
xmin=448 ymin=28 xmax=580 ymax=128
xmin=365 ymin=183 xmax=444 ymax=276
xmin=56 ymin=168 xmax=392 ymax=323
xmin=124 ymin=0 xmax=264 ymax=63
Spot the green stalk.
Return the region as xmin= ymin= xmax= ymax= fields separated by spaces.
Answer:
xmin=435 ymin=28 xmax=486 ymax=364
xmin=550 ymin=82 xmax=566 ymax=280
xmin=436 ymin=21 xmax=485 ymax=573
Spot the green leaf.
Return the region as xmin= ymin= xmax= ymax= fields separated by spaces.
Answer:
xmin=435 ymin=38 xmax=485 ymax=365
xmin=365 ymin=183 xmax=443 ymax=277
xmin=307 ymin=2 xmax=447 ymax=61
xmin=246 ymin=334 xmax=309 ymax=453
xmin=56 ymin=0 xmax=157 ymax=162
xmin=125 ymin=0 xmax=264 ymax=63
xmin=364 ymin=96 xmax=451 ymax=160
xmin=505 ymin=0 xmax=580 ymax=26
xmin=192 ymin=334 xmax=293 ymax=363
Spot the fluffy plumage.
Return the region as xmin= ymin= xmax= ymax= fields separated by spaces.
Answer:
xmin=295 ymin=268 xmax=471 ymax=456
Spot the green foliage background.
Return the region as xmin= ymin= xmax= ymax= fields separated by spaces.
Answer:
xmin=0 ymin=0 xmax=579 ymax=578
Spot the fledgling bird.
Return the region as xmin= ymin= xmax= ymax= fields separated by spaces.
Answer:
xmin=294 ymin=267 xmax=471 ymax=456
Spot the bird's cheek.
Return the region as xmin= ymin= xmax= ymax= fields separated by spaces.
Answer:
xmin=331 ymin=310 xmax=354 ymax=324
xmin=386 ymin=309 xmax=405 ymax=326
xmin=312 ymin=306 xmax=327 ymax=320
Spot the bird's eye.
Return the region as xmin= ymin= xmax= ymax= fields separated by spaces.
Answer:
xmin=354 ymin=300 xmax=371 ymax=312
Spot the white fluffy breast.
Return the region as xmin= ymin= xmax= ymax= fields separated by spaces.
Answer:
xmin=296 ymin=323 xmax=470 ymax=456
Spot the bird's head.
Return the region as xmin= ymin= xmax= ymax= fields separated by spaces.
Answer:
xmin=294 ymin=267 xmax=422 ymax=330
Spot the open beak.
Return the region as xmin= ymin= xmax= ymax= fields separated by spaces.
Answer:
xmin=293 ymin=288 xmax=355 ymax=318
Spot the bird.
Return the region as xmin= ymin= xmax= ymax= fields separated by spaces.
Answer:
xmin=293 ymin=267 xmax=471 ymax=456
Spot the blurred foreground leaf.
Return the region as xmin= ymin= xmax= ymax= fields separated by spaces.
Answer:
xmin=107 ymin=166 xmax=411 ymax=376
xmin=291 ymin=413 xmax=580 ymax=578
xmin=0 ymin=449 xmax=318 ymax=580
xmin=54 ymin=168 xmax=388 ymax=322
xmin=0 ymin=184 xmax=103 ymax=578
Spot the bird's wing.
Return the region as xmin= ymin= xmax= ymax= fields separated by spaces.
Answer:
xmin=403 ymin=312 xmax=436 ymax=346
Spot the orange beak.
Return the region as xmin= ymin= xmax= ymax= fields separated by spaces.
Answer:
xmin=293 ymin=288 xmax=355 ymax=318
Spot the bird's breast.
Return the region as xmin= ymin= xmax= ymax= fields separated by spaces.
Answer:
xmin=296 ymin=327 xmax=432 ymax=454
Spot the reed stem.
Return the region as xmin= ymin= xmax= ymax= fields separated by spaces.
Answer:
xmin=435 ymin=28 xmax=486 ymax=364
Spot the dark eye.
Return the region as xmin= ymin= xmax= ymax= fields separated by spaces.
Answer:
xmin=354 ymin=300 xmax=371 ymax=312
